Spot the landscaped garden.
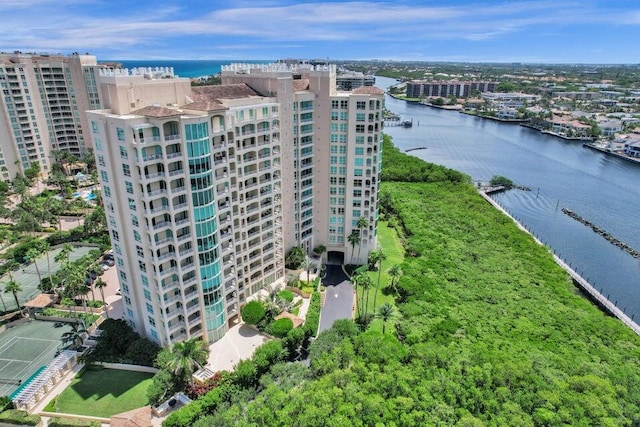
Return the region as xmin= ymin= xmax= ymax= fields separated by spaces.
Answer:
xmin=45 ymin=366 xmax=153 ymax=418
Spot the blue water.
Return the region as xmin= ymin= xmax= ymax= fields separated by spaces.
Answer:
xmin=376 ymin=75 xmax=640 ymax=321
xmin=107 ymin=59 xmax=273 ymax=78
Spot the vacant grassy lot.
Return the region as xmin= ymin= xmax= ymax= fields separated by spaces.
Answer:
xmin=49 ymin=367 xmax=153 ymax=418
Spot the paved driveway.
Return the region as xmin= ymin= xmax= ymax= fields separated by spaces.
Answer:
xmin=319 ymin=265 xmax=354 ymax=333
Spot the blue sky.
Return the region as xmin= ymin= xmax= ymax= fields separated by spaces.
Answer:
xmin=1 ymin=0 xmax=639 ymax=63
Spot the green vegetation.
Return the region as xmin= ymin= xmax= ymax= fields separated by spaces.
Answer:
xmin=0 ymin=409 xmax=40 ymax=426
xmin=276 ymin=289 xmax=294 ymax=303
xmin=171 ymin=136 xmax=640 ymax=425
xmin=303 ymin=291 xmax=321 ymax=337
xmin=80 ymin=319 xmax=159 ymax=367
xmin=241 ymin=301 xmax=266 ymax=325
xmin=47 ymin=418 xmax=101 ymax=427
xmin=267 ymin=318 xmax=294 ymax=338
xmin=47 ymin=367 xmax=152 ymax=418
xmin=489 ymin=175 xmax=515 ymax=188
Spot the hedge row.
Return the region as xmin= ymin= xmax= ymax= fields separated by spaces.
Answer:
xmin=303 ymin=291 xmax=321 ymax=337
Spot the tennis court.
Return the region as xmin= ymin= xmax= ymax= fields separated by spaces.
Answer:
xmin=0 ymin=320 xmax=72 ymax=397
xmin=0 ymin=244 xmax=96 ymax=311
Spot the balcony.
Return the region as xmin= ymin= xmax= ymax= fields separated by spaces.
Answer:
xmin=142 ymin=154 xmax=163 ymax=163
xmin=164 ymin=134 xmax=181 ymax=142
xmin=168 ymin=320 xmax=185 ymax=333
xmin=162 ymin=293 xmax=182 ymax=307
xmin=157 ymin=251 xmax=176 ymax=262
xmin=177 ymin=233 xmax=191 ymax=242
xmin=166 ymin=152 xmax=182 ymax=160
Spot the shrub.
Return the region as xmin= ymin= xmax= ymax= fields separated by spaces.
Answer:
xmin=268 ymin=318 xmax=293 ymax=338
xmin=285 ymin=247 xmax=305 ymax=269
xmin=0 ymin=409 xmax=40 ymax=426
xmin=304 ymin=292 xmax=321 ymax=337
xmin=276 ymin=290 xmax=294 ymax=303
xmin=241 ymin=301 xmax=265 ymax=325
xmin=489 ymin=175 xmax=514 ymax=188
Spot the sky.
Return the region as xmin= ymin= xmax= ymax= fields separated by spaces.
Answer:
xmin=1 ymin=0 xmax=639 ymax=63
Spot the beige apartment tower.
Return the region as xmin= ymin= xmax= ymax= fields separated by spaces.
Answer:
xmin=90 ymin=63 xmax=383 ymax=346
xmin=0 ymin=53 xmax=102 ymax=180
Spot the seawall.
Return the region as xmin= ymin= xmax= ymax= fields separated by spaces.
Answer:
xmin=479 ymin=190 xmax=640 ymax=336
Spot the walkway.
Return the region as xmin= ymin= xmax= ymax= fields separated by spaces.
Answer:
xmin=318 ymin=265 xmax=355 ymax=333
xmin=206 ymin=324 xmax=268 ymax=372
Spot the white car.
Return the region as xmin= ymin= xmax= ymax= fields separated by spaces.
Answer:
xmin=101 ymin=264 xmax=109 ymax=271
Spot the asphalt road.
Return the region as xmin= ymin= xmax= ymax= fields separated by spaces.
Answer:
xmin=318 ymin=265 xmax=354 ymax=333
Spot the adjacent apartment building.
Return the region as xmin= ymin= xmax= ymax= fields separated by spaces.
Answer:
xmin=89 ymin=63 xmax=383 ymax=346
xmin=406 ymin=80 xmax=496 ymax=99
xmin=0 ymin=52 xmax=102 ymax=180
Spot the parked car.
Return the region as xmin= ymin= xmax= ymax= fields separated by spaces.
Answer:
xmin=101 ymin=264 xmax=109 ymax=271
xmin=105 ymin=259 xmax=115 ymax=267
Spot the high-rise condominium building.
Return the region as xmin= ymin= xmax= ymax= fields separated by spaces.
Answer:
xmin=90 ymin=63 xmax=383 ymax=346
xmin=0 ymin=53 xmax=102 ymax=180
xmin=222 ymin=63 xmax=384 ymax=264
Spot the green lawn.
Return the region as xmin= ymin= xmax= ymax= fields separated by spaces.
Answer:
xmin=49 ymin=367 xmax=153 ymax=418
xmin=356 ymin=221 xmax=405 ymax=332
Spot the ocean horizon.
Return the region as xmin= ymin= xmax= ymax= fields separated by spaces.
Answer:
xmin=106 ymin=59 xmax=273 ymax=78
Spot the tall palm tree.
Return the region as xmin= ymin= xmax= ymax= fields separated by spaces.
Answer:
xmin=388 ymin=264 xmax=403 ymax=295
xmin=93 ymin=278 xmax=109 ymax=318
xmin=41 ymin=242 xmax=52 ymax=285
xmin=61 ymin=322 xmax=88 ymax=349
xmin=25 ymin=247 xmax=43 ymax=285
xmin=347 ymin=230 xmax=361 ymax=265
xmin=375 ymin=302 xmax=399 ymax=334
xmin=358 ymin=274 xmax=373 ymax=320
xmin=164 ymin=339 xmax=209 ymax=385
xmin=355 ymin=217 xmax=369 ymax=263
xmin=301 ymin=255 xmax=317 ymax=286
xmin=4 ymin=280 xmax=22 ymax=312
xmin=370 ymin=250 xmax=387 ymax=311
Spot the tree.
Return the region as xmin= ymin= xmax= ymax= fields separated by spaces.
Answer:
xmin=347 ymin=230 xmax=361 ymax=265
xmin=369 ymin=250 xmax=387 ymax=311
xmin=94 ymin=278 xmax=109 ymax=318
xmin=147 ymin=369 xmax=174 ymax=406
xmin=25 ymin=247 xmax=43 ymax=285
xmin=356 ymin=217 xmax=369 ymax=263
xmin=4 ymin=280 xmax=22 ymax=312
xmin=388 ymin=264 xmax=403 ymax=294
xmin=375 ymin=302 xmax=399 ymax=334
xmin=61 ymin=322 xmax=88 ymax=349
xmin=162 ymin=339 xmax=209 ymax=385
xmin=285 ymin=247 xmax=305 ymax=270
xmin=301 ymin=255 xmax=317 ymax=286
xmin=352 ymin=272 xmax=373 ymax=322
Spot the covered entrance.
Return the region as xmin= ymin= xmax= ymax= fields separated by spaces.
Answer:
xmin=326 ymin=251 xmax=345 ymax=265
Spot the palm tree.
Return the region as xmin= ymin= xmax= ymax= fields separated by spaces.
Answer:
xmin=347 ymin=230 xmax=361 ymax=265
xmin=351 ymin=272 xmax=366 ymax=319
xmin=61 ymin=322 xmax=88 ymax=349
xmin=358 ymin=274 xmax=373 ymax=320
xmin=301 ymin=255 xmax=317 ymax=286
xmin=4 ymin=280 xmax=22 ymax=312
xmin=164 ymin=339 xmax=209 ymax=385
xmin=356 ymin=217 xmax=369 ymax=262
xmin=388 ymin=264 xmax=403 ymax=295
xmin=370 ymin=250 xmax=387 ymax=311
xmin=375 ymin=302 xmax=399 ymax=334
xmin=25 ymin=247 xmax=43 ymax=285
xmin=41 ymin=242 xmax=52 ymax=285
xmin=94 ymin=278 xmax=108 ymax=318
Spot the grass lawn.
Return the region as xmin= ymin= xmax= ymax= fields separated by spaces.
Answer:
xmin=48 ymin=367 xmax=153 ymax=418
xmin=357 ymin=221 xmax=405 ymax=332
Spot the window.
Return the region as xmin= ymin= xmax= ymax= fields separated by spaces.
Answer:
xmin=356 ymin=125 xmax=365 ymax=133
xmin=131 ymin=215 xmax=138 ymax=227
xmin=356 ymin=113 xmax=365 ymax=122
xmin=354 ymin=158 xmax=363 ymax=167
xmin=148 ymin=316 xmax=155 ymax=327
xmin=119 ymin=146 xmax=128 ymax=159
xmin=91 ymin=121 xmax=98 ymax=133
xmin=97 ymin=155 xmax=105 ymax=167
xmin=125 ymin=181 xmax=133 ymax=194
xmin=111 ymin=230 xmax=119 ymax=241
xmin=122 ymin=164 xmax=130 ymax=176
xmin=114 ymin=244 xmax=122 ymax=255
xmin=128 ymin=198 xmax=136 ymax=210
xmin=354 ymin=169 xmax=363 ymax=176
xmin=353 ymin=189 xmax=362 ymax=197
xmin=120 ymin=271 xmax=127 ymax=281
xmin=356 ymin=101 xmax=366 ymax=110
xmin=136 ymin=246 xmax=144 ymax=257
xmin=331 ymin=100 xmax=339 ymax=108
xmin=353 ymin=210 xmax=361 ymax=217
xmin=146 ymin=303 xmax=154 ymax=314
xmin=355 ymin=147 xmax=364 ymax=155
xmin=134 ymin=230 xmax=141 ymax=242
xmin=103 ymin=186 xmax=111 ymax=197
xmin=116 ymin=127 xmax=125 ymax=141
xmin=139 ymin=260 xmax=147 ymax=272
xmin=100 ymin=170 xmax=109 ymax=182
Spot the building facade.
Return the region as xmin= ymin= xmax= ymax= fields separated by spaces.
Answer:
xmin=222 ymin=63 xmax=384 ymax=265
xmin=90 ymin=68 xmax=284 ymax=345
xmin=90 ymin=63 xmax=383 ymax=346
xmin=0 ymin=53 xmax=102 ymax=180
xmin=406 ymin=80 xmax=496 ymax=99
xmin=336 ymin=73 xmax=375 ymax=91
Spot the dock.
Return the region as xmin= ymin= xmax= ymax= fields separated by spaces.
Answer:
xmin=479 ymin=190 xmax=640 ymax=336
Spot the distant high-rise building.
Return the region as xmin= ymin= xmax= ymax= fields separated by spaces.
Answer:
xmin=89 ymin=63 xmax=383 ymax=346
xmin=0 ymin=53 xmax=102 ymax=179
xmin=336 ymin=72 xmax=375 ymax=91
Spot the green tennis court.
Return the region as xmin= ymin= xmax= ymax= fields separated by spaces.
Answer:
xmin=0 ymin=244 xmax=96 ymax=311
xmin=0 ymin=320 xmax=72 ymax=397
